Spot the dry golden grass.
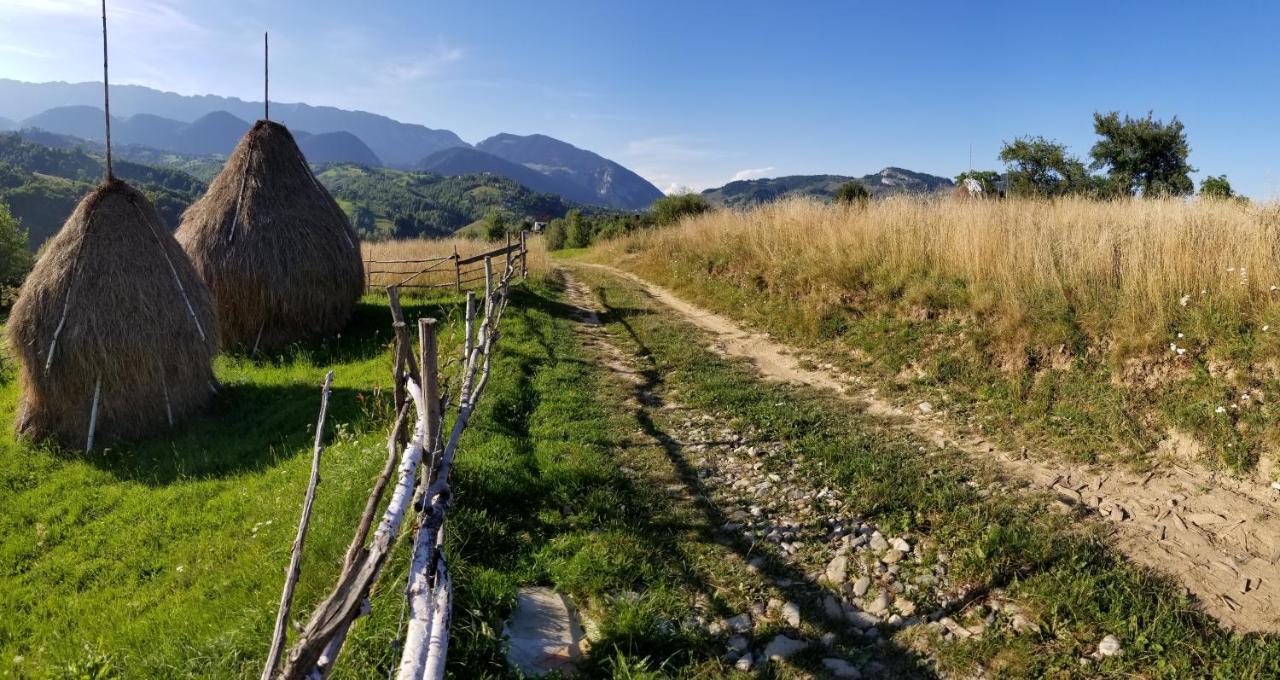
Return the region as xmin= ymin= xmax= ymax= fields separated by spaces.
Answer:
xmin=598 ymin=196 xmax=1280 ymax=358
xmin=361 ymin=236 xmax=547 ymax=291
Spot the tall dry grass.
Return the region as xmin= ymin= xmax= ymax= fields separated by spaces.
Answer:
xmin=361 ymin=236 xmax=548 ymax=291
xmin=599 ymin=196 xmax=1280 ymax=358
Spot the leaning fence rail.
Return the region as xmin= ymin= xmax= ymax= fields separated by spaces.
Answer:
xmin=365 ymin=231 xmax=528 ymax=293
xmin=263 ymin=253 xmax=519 ymax=680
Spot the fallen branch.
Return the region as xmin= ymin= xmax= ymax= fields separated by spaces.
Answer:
xmin=263 ymin=371 xmax=334 ymax=680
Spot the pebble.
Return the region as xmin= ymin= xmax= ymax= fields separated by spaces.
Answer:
xmin=725 ymin=613 xmax=752 ymax=634
xmin=825 ymin=555 xmax=849 ymax=584
xmin=852 ymin=576 xmax=872 ymax=597
xmin=763 ymin=634 xmax=808 ymax=661
xmin=781 ymin=601 xmax=801 ymax=627
xmin=866 ymin=591 xmax=893 ymax=615
xmin=822 ymin=658 xmax=862 ymax=678
xmin=735 ymin=653 xmax=754 ymax=672
xmin=869 ymin=532 xmax=890 ymax=552
xmin=727 ymin=635 xmax=749 ymax=653
xmin=1098 ymin=634 xmax=1123 ymax=657
xmin=883 ymin=549 xmax=905 ymax=564
xmin=1010 ymin=613 xmax=1039 ymax=634
xmin=892 ymin=537 xmax=912 ymax=553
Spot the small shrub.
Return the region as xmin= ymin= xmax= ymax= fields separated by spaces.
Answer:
xmin=835 ymin=181 xmax=871 ymax=205
xmin=649 ymin=193 xmax=710 ymax=226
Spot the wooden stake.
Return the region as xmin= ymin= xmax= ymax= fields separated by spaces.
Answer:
xmin=452 ymin=245 xmax=460 ymax=293
xmin=463 ymin=291 xmax=475 ymax=364
xmin=520 ymin=230 xmax=528 ymax=278
xmin=263 ymin=371 xmax=334 ymax=680
xmin=85 ymin=376 xmax=102 ymax=452
xmin=264 ymin=32 xmax=270 ymax=121
xmin=101 ymin=0 xmax=113 ymax=181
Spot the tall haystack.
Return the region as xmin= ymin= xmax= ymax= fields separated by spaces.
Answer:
xmin=7 ymin=179 xmax=219 ymax=446
xmin=176 ymin=120 xmax=364 ymax=352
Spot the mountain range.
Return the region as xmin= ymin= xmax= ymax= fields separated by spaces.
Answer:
xmin=701 ymin=167 xmax=955 ymax=208
xmin=0 ymin=80 xmax=663 ymax=210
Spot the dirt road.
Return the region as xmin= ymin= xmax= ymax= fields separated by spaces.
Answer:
xmin=567 ymin=262 xmax=1280 ymax=634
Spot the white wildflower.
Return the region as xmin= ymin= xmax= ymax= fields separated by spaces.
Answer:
xmin=1177 ymin=332 xmax=1185 ymax=338
xmin=176 ymin=565 xmax=185 ymax=573
xmin=1265 ymin=325 xmax=1271 ymax=332
xmin=1176 ymin=348 xmax=1187 ymax=355
xmin=1215 ymin=406 xmax=1227 ymax=414
xmin=1179 ymin=294 xmax=1192 ymax=307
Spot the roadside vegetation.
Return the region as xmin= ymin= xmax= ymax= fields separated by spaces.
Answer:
xmin=544 ymin=194 xmax=711 ymax=251
xmin=592 ymin=196 xmax=1280 ymax=475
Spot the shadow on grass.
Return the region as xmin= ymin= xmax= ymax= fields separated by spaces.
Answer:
xmin=566 ymin=286 xmax=938 ymax=677
xmin=50 ymin=383 xmax=370 ymax=486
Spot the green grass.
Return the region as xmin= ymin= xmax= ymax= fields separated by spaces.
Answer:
xmin=571 ymin=264 xmax=1280 ymax=678
xmin=0 ymin=281 xmax=744 ymax=679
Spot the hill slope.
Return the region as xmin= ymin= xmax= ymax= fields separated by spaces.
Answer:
xmin=316 ymin=164 xmax=572 ymax=239
xmin=477 ymin=133 xmax=663 ymax=210
xmin=298 ymin=131 xmax=382 ymax=166
xmin=702 ymin=167 xmax=954 ymax=207
xmin=415 ymin=147 xmax=566 ymax=195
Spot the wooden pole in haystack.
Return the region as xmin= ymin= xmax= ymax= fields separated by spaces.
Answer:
xmin=101 ymin=0 xmax=113 ymax=181
xmin=264 ymin=32 xmax=270 ymax=121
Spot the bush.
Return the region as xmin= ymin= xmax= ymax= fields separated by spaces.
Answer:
xmin=0 ymin=201 xmax=31 ymax=306
xmin=835 ymin=181 xmax=871 ymax=205
xmin=1200 ymin=175 xmax=1235 ymax=199
xmin=649 ymin=193 xmax=710 ymax=226
xmin=566 ymin=210 xmax=593 ymax=248
xmin=544 ymin=217 xmax=567 ymax=250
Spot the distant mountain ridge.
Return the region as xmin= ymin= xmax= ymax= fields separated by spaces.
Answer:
xmin=2 ymin=81 xmax=664 ymax=210
xmin=702 ymin=167 xmax=954 ymax=207
xmin=0 ymin=79 xmax=465 ymax=166
xmin=476 ymin=133 xmax=664 ymax=211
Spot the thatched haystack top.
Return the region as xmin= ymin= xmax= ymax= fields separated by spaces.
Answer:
xmin=176 ymin=119 xmax=363 ymax=353
xmin=7 ymin=179 xmax=219 ymax=446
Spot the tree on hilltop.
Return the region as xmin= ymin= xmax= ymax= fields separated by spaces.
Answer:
xmin=834 ymin=181 xmax=871 ymax=205
xmin=1089 ymin=111 xmax=1194 ymax=196
xmin=998 ymin=137 xmax=1091 ymax=197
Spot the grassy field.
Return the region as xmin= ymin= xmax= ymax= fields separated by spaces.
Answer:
xmin=591 ymin=197 xmax=1280 ymax=475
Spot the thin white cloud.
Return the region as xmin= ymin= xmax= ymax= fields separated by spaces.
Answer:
xmin=0 ymin=44 xmax=49 ymax=58
xmin=621 ymin=135 xmax=712 ymax=161
xmin=731 ymin=166 xmax=774 ymax=181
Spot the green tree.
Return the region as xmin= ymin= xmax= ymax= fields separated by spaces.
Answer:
xmin=0 ymin=201 xmax=31 ymax=306
xmin=649 ymin=193 xmax=710 ymax=226
xmin=565 ymin=209 xmax=592 ymax=248
xmin=1199 ymin=174 xmax=1235 ymax=199
xmin=999 ymin=137 xmax=1091 ymax=197
xmin=544 ymin=217 xmax=567 ymax=250
xmin=482 ymin=208 xmax=507 ymax=241
xmin=834 ymin=181 xmax=871 ymax=205
xmin=955 ymin=170 xmax=1001 ymax=194
xmin=1089 ymin=111 xmax=1194 ymax=196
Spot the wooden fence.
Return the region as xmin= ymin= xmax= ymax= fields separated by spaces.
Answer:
xmin=364 ymin=231 xmax=529 ymax=293
xmin=262 ymin=253 xmax=519 ymax=680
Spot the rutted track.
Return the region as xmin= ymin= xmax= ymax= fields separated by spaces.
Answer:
xmin=566 ymin=262 xmax=1280 ymax=634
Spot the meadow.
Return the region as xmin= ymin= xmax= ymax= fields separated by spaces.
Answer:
xmin=593 ymin=197 xmax=1280 ymax=474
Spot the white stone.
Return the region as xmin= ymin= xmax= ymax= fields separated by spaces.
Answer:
xmin=1098 ymin=634 xmax=1123 ymax=657
xmin=822 ymin=658 xmax=862 ymax=678
xmin=503 ymin=587 xmax=586 ymax=677
xmin=763 ymin=634 xmax=808 ymax=661
xmin=825 ymin=555 xmax=849 ymax=584
xmin=725 ymin=613 xmax=752 ymax=634
xmin=852 ymin=576 xmax=872 ymax=597
xmin=782 ymin=601 xmax=802 ymax=627
xmin=892 ymin=537 xmax=912 ymax=552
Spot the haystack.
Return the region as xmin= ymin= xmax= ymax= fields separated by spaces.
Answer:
xmin=176 ymin=120 xmax=363 ymax=352
xmin=7 ymin=179 xmax=219 ymax=446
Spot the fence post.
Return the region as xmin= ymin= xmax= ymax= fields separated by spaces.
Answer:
xmin=419 ymin=318 xmax=440 ymax=481
xmin=365 ymin=257 xmax=371 ymax=294
xmin=520 ymin=230 xmax=528 ymax=278
xmin=504 ymin=232 xmax=512 ymax=275
xmin=452 ymin=245 xmax=461 ymax=293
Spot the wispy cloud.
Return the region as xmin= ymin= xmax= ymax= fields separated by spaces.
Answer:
xmin=0 ymin=44 xmax=49 ymax=58
xmin=731 ymin=166 xmax=774 ymax=181
xmin=372 ymin=46 xmax=464 ymax=87
xmin=621 ymin=135 xmax=713 ymax=161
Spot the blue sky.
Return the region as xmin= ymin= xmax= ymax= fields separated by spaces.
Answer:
xmin=2 ymin=0 xmax=1279 ymax=196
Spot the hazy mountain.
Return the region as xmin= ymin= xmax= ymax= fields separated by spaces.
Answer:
xmin=476 ymin=133 xmax=663 ymax=210
xmin=165 ymin=111 xmax=252 ymax=156
xmin=0 ymin=79 xmax=468 ymax=167
xmin=0 ymin=117 xmax=13 ymax=131
xmin=21 ymin=106 xmax=106 ymax=142
xmin=416 ymin=147 xmax=566 ymax=196
xmin=702 ymin=167 xmax=955 ymax=208
xmin=297 ymin=131 xmax=382 ymax=167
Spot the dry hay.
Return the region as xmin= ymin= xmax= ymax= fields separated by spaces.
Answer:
xmin=7 ymin=179 xmax=219 ymax=447
xmin=177 ymin=120 xmax=363 ymax=353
